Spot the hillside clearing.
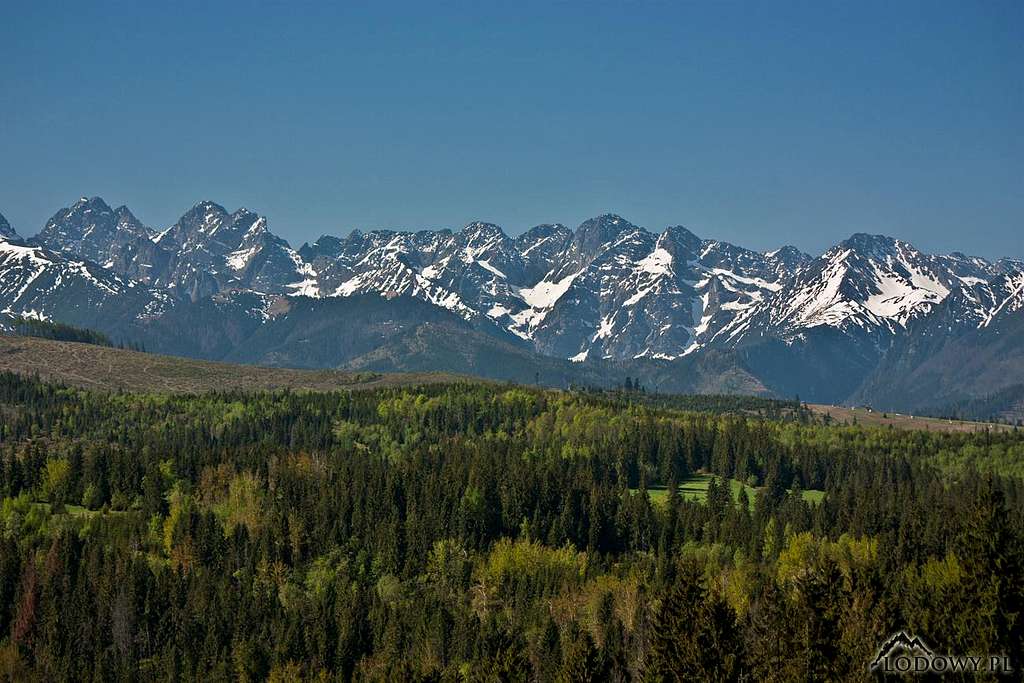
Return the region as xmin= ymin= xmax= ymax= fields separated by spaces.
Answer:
xmin=634 ymin=473 xmax=825 ymax=506
xmin=0 ymin=335 xmax=466 ymax=394
xmin=808 ymin=403 xmax=1014 ymax=433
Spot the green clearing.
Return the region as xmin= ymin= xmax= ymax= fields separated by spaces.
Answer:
xmin=30 ymin=502 xmax=128 ymax=518
xmin=800 ymin=488 xmax=826 ymax=504
xmin=634 ymin=473 xmax=825 ymax=506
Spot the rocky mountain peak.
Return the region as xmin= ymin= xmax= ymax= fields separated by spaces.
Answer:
xmin=765 ymin=245 xmax=811 ymax=267
xmin=995 ymin=257 xmax=1024 ymax=275
xmin=298 ymin=234 xmax=345 ymax=262
xmin=460 ymin=222 xmax=509 ymax=259
xmin=574 ymin=214 xmax=639 ymax=246
xmin=72 ymin=195 xmax=112 ymax=212
xmin=658 ymin=225 xmax=703 ymax=258
xmin=35 ymin=195 xmax=150 ymax=263
xmin=4 ymin=196 xmax=1022 ymax=409
xmin=185 ymin=200 xmax=229 ymax=224
xmin=836 ymin=232 xmax=904 ymax=261
xmin=0 ymin=212 xmax=19 ymax=241
xmin=520 ymin=222 xmax=569 ymax=239
xmin=461 ymin=221 xmax=505 ymax=239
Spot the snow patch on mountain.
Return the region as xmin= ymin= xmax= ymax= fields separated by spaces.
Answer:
xmin=515 ymin=270 xmax=581 ymax=314
xmin=10 ymin=198 xmax=1024 ymax=374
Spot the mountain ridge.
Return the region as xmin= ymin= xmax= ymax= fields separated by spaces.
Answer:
xmin=2 ymin=195 xmax=1021 ymax=413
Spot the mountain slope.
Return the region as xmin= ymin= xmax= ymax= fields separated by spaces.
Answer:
xmin=729 ymin=234 xmax=1011 ymax=402
xmin=0 ymin=235 xmax=170 ymax=333
xmin=3 ymin=195 xmax=1022 ymax=412
xmin=36 ymin=197 xmax=154 ymax=268
xmin=850 ymin=262 xmax=1024 ymax=413
xmin=0 ymin=335 xmax=454 ymax=393
xmin=131 ymin=292 xmax=764 ymax=393
xmin=0 ymin=213 xmax=19 ymax=241
xmin=343 ymin=318 xmax=768 ymax=394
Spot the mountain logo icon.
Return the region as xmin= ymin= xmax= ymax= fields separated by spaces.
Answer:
xmin=870 ymin=631 xmax=934 ymax=671
xmin=869 ymin=631 xmax=1014 ymax=675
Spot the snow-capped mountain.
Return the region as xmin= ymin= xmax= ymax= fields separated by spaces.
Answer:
xmin=34 ymin=196 xmax=170 ymax=287
xmin=957 ymin=258 xmax=1024 ymax=329
xmin=723 ymin=233 xmax=1024 ymax=402
xmin=0 ymin=229 xmax=170 ymax=331
xmin=36 ymin=198 xmax=307 ymax=302
xmin=5 ymin=195 xmax=1023 ymax=408
xmin=847 ymin=256 xmax=1024 ymax=414
xmin=148 ymin=201 xmax=307 ymax=300
xmin=744 ymin=234 xmax=989 ymax=343
xmin=37 ymin=196 xmax=151 ymax=265
xmin=289 ymin=213 xmax=808 ymax=363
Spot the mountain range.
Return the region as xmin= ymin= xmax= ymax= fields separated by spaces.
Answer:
xmin=1 ymin=196 xmax=1021 ymax=416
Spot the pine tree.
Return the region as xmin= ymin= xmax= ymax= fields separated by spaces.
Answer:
xmin=648 ymin=561 xmax=744 ymax=681
xmin=556 ymin=626 xmax=603 ymax=683
xmin=954 ymin=478 xmax=1024 ymax=666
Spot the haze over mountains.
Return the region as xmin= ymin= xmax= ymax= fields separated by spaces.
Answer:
xmin=1 ymin=196 xmax=1021 ymax=415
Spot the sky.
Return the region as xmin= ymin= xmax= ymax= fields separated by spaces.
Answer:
xmin=1 ymin=1 xmax=1021 ymax=259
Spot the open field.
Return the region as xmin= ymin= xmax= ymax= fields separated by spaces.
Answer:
xmin=808 ymin=403 xmax=1014 ymax=433
xmin=0 ymin=335 xmax=466 ymax=394
xmin=636 ymin=473 xmax=825 ymax=506
xmin=29 ymin=502 xmax=124 ymax=518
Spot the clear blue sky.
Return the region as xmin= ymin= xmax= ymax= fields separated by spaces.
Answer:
xmin=2 ymin=1 xmax=1021 ymax=258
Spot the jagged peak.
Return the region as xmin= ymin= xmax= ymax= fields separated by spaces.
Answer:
xmin=573 ymin=214 xmax=645 ymax=249
xmin=461 ymin=221 xmax=506 ymax=240
xmin=169 ymin=201 xmax=231 ymax=234
xmin=661 ymin=224 xmax=701 ymax=240
xmin=818 ymin=233 xmax=911 ymax=265
xmin=186 ymin=199 xmax=229 ymax=217
xmin=112 ymin=204 xmax=144 ymax=227
xmin=579 ymin=213 xmax=641 ymax=231
xmin=418 ymin=226 xmax=453 ymax=234
xmin=994 ymin=257 xmax=1024 ymax=275
xmin=315 ymin=233 xmax=346 ymax=246
xmin=517 ymin=223 xmax=571 ymax=244
xmin=73 ymin=195 xmax=101 ymax=205
xmin=0 ymin=212 xmax=18 ymax=241
xmin=298 ymin=233 xmax=347 ymax=261
xmin=38 ymin=196 xmax=123 ymax=242
xmin=68 ymin=195 xmax=113 ymax=214
xmin=523 ymin=222 xmax=568 ymax=234
xmin=231 ymin=206 xmax=259 ymax=220
xmin=657 ymin=225 xmax=702 ymax=256
xmin=764 ymin=245 xmax=812 ymax=267
xmin=838 ymin=232 xmax=903 ymax=252
xmin=765 ymin=244 xmax=808 ymax=259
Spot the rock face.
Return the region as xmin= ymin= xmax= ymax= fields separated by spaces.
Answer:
xmin=0 ymin=236 xmax=170 ymax=333
xmin=287 ymin=213 xmax=810 ymax=364
xmin=35 ymin=198 xmax=307 ymax=302
xmin=8 ymin=195 xmax=1024 ymax=408
xmin=0 ymin=213 xmax=19 ymax=241
xmin=847 ymin=258 xmax=1024 ymax=413
xmin=36 ymin=197 xmax=148 ymax=264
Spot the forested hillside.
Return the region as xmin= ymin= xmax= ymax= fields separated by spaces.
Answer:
xmin=0 ymin=374 xmax=1021 ymax=680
